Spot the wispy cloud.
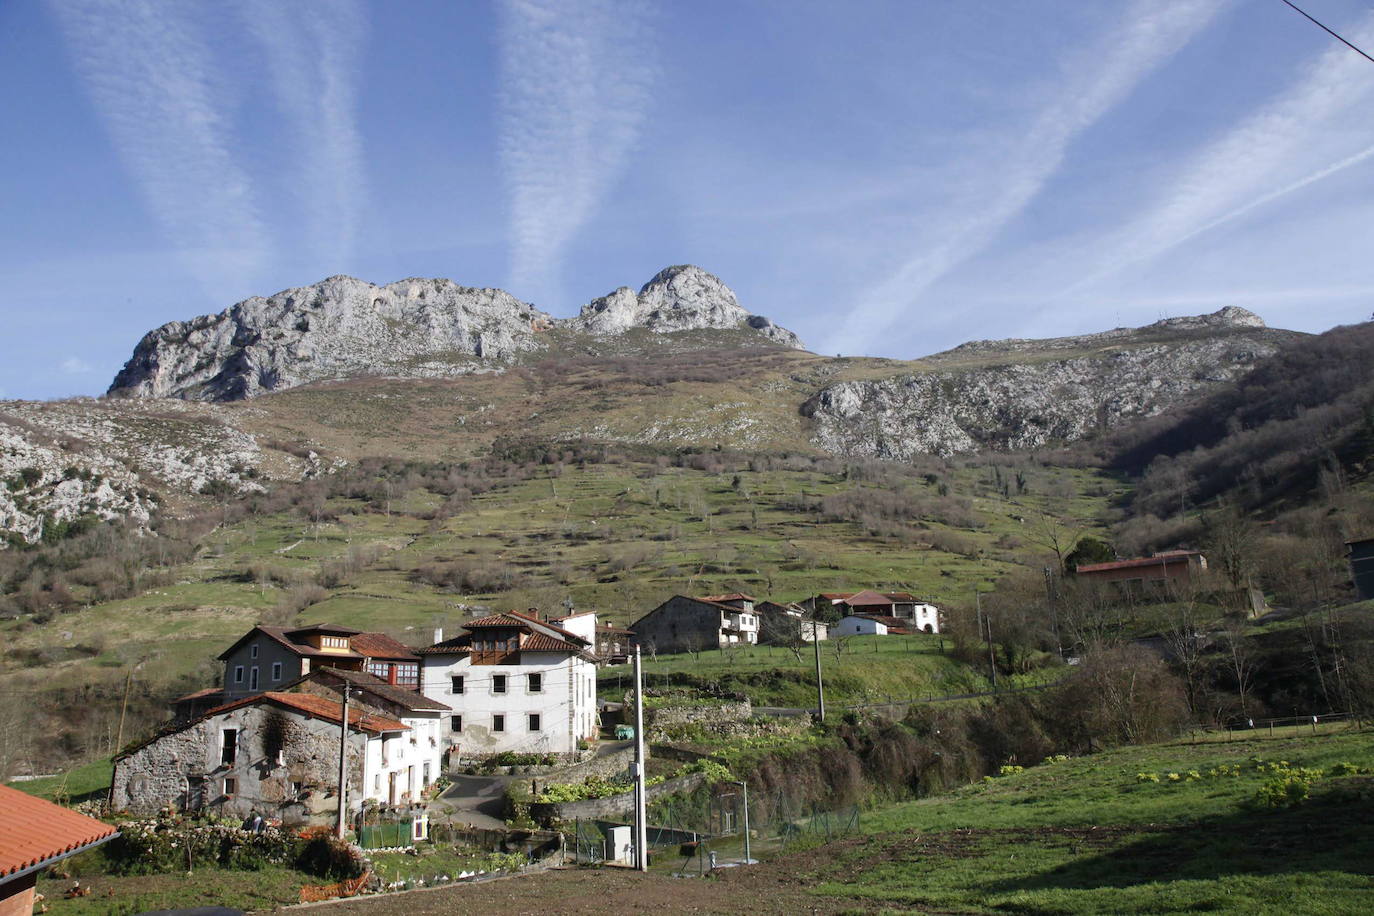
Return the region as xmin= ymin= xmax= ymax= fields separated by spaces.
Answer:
xmin=829 ymin=0 xmax=1226 ymax=355
xmin=48 ymin=0 xmax=269 ymax=293
xmin=240 ymin=0 xmax=367 ymax=269
xmin=59 ymin=357 xmax=93 ymax=374
xmin=1060 ymin=12 xmax=1374 ymax=297
xmin=496 ymin=0 xmax=657 ymax=308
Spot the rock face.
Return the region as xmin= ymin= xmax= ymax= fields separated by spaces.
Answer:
xmin=570 ymin=265 xmax=803 ymax=348
xmin=802 ymin=310 xmax=1293 ymax=459
xmin=109 ymin=266 xmax=804 ymax=401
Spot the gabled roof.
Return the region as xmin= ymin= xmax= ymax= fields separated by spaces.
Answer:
xmin=419 ymin=610 xmax=592 ymax=657
xmin=818 ymin=592 xmax=855 ymax=600
xmin=841 ymin=589 xmax=898 ymax=607
xmin=298 ymin=667 xmax=450 ymax=712
xmin=0 ymin=785 xmax=118 ymax=883
xmin=216 ymin=624 xmax=415 ymax=662
xmin=701 ymin=593 xmax=755 ymax=603
xmin=883 ymin=592 xmax=919 ymax=602
xmin=417 ymin=634 xmax=472 ymax=656
xmin=206 ymin=692 xmax=408 ymax=734
xmin=172 ymin=686 xmax=225 ymax=704
xmin=348 ymin=632 xmax=419 ymax=661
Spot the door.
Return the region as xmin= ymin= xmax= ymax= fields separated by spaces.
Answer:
xmin=388 ymin=771 xmax=398 ymax=805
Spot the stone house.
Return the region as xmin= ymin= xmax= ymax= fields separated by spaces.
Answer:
xmin=630 ymin=595 xmax=760 ymax=655
xmin=418 ymin=611 xmax=599 ymax=759
xmin=110 ymin=691 xmax=421 ymax=825
xmin=755 ymin=601 xmax=828 ymax=645
xmin=1074 ymin=551 xmax=1208 ymax=596
xmin=173 ymin=623 xmax=421 ymax=720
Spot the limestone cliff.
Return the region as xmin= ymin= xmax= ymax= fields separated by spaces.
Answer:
xmin=801 ymin=308 xmax=1297 ymax=459
xmin=108 ymin=266 xmax=803 ymax=401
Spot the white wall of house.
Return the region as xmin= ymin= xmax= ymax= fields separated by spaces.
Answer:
xmin=722 ymin=610 xmax=759 ymax=645
xmin=909 ymin=604 xmax=940 ymax=633
xmin=555 ymin=612 xmax=598 ymax=644
xmin=362 ymin=713 xmax=443 ymax=805
xmin=835 ymin=616 xmax=887 ymax=636
xmin=421 ymin=651 xmax=597 ymax=759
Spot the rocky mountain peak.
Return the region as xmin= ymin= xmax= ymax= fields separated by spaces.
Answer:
xmin=571 ymin=265 xmax=803 ymax=348
xmin=1147 ymin=306 xmax=1265 ymax=331
xmin=108 ymin=266 xmax=804 ymax=401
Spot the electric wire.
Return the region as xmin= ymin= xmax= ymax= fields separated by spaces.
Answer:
xmin=1279 ymin=0 xmax=1374 ymax=64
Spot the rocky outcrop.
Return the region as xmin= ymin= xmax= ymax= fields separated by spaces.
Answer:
xmin=109 ymin=276 xmax=554 ymax=400
xmin=109 ymin=267 xmax=804 ymax=401
xmin=570 ymin=265 xmax=803 ymax=348
xmin=802 ymin=312 xmax=1294 ymax=459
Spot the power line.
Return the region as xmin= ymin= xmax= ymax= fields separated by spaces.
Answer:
xmin=1279 ymin=0 xmax=1374 ymax=65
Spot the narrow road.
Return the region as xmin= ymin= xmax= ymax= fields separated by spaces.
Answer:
xmin=431 ymin=774 xmax=512 ymax=830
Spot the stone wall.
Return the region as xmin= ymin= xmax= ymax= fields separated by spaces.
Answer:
xmin=528 ymin=772 xmax=707 ymax=825
xmin=111 ymin=703 xmax=367 ymax=826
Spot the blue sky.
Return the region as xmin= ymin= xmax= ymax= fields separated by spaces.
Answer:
xmin=4 ymin=0 xmax=1374 ymax=400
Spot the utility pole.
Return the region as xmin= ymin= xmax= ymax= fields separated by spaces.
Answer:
xmin=733 ymin=780 xmax=752 ymax=865
xmin=336 ymin=683 xmax=350 ymax=840
xmin=114 ymin=665 xmax=135 ymax=754
xmin=976 ymin=591 xmax=997 ymax=690
xmin=812 ymin=619 xmax=825 ymax=723
xmin=632 ymin=646 xmax=648 ymax=871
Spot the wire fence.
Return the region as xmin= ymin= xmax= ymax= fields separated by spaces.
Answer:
xmin=1179 ymin=711 xmax=1362 ymax=743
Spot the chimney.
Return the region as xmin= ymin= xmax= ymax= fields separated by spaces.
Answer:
xmin=433 ymin=627 xmax=444 ymax=645
xmin=528 ymin=607 xmax=540 ymax=621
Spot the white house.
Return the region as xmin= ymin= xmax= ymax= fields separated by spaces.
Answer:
xmin=834 ymin=615 xmax=891 ymax=637
xmin=419 ymin=611 xmax=599 ymax=759
xmin=291 ymin=667 xmax=450 ymax=806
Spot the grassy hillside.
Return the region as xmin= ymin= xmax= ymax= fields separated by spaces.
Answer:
xmin=0 ymin=446 xmax=1115 ymax=775
xmin=797 ymin=725 xmax=1374 ymax=913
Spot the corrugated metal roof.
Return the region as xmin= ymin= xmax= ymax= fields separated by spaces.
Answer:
xmin=0 ymin=785 xmax=118 ymax=880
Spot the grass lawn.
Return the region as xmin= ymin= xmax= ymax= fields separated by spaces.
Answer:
xmin=6 ymin=757 xmax=112 ymax=802
xmin=600 ymin=633 xmax=1061 ymax=707
xmin=796 ymin=727 xmax=1374 ymax=914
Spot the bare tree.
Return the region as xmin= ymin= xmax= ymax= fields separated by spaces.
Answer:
xmin=1218 ymin=620 xmax=1258 ymax=718
xmin=830 ymin=633 xmax=853 ymax=662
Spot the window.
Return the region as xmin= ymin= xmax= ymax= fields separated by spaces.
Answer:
xmin=492 ymin=714 xmax=505 ymax=733
xmin=374 ymin=774 xmax=381 ymax=792
xmin=223 ymin=776 xmax=237 ymax=796
xmin=233 ymin=665 xmax=244 ymax=684
xmin=220 ymin=728 xmax=237 ymax=766
xmin=271 ymin=662 xmax=282 ymax=682
xmin=451 ymin=715 xmax=463 ymax=733
xmin=492 ymin=675 xmax=507 ymax=694
xmin=528 ymin=672 xmax=542 ymax=693
xmin=249 ymin=666 xmax=259 ymax=690
xmin=381 ymin=736 xmax=390 ymax=765
xmin=250 ymin=643 xmax=258 ymax=659
xmin=423 ymin=762 xmax=431 ymax=787
xmin=451 ymin=675 xmax=464 ymax=694
xmin=528 ymin=713 xmax=541 ymax=732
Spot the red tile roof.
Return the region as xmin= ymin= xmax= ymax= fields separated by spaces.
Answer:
xmin=522 ymin=633 xmax=588 ymax=653
xmin=1076 ymin=552 xmax=1203 ymax=574
xmin=465 ymin=613 xmax=536 ymax=628
xmin=205 ymin=692 xmax=408 ymax=735
xmin=0 ymin=785 xmax=118 ymax=881
xmin=348 ymin=632 xmax=419 ymax=660
xmin=842 ymin=589 xmax=897 ymax=607
xmin=172 ymin=686 xmax=224 ymax=703
xmin=883 ymin=592 xmax=918 ymax=601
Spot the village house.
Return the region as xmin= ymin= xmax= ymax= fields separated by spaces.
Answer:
xmin=803 ymin=590 xmax=941 ymax=633
xmin=629 ymin=594 xmax=760 ymax=655
xmin=173 ymin=623 xmax=421 ymax=720
xmin=1074 ymin=550 xmax=1208 ymax=595
xmin=110 ymin=688 xmax=434 ymax=825
xmin=755 ymin=601 xmax=828 ymax=644
xmin=418 ymin=611 xmax=598 ymax=759
xmin=0 ymin=785 xmax=117 ymax=916
xmin=550 ymin=609 xmax=635 ymax=664
xmin=833 ymin=614 xmax=910 ymax=637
